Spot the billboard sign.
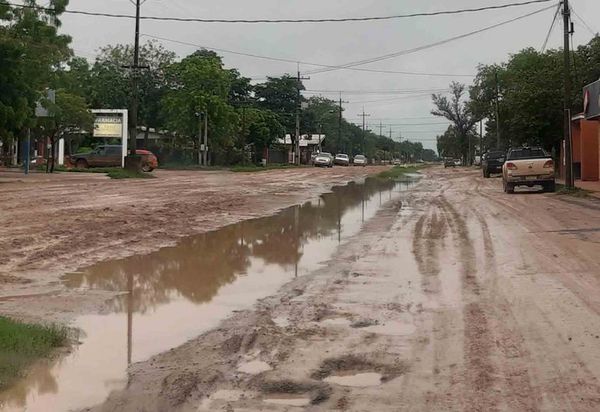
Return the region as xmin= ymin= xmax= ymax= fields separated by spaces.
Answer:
xmin=94 ymin=116 xmax=123 ymax=138
xmin=583 ymin=79 xmax=600 ymax=120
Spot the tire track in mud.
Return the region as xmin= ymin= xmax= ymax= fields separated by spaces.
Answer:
xmin=411 ymin=207 xmax=448 ymax=294
xmin=436 ymin=196 xmax=498 ymax=411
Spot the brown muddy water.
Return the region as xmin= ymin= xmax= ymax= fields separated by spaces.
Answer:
xmin=0 ymin=177 xmax=415 ymax=412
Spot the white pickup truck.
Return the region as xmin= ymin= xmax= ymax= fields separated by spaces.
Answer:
xmin=502 ymin=147 xmax=555 ymax=193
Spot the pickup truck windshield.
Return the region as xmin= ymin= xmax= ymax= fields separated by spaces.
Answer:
xmin=507 ymin=148 xmax=548 ymax=160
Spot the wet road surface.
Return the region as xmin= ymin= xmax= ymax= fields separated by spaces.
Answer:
xmin=91 ymin=167 xmax=600 ymax=411
xmin=0 ymin=177 xmax=413 ymax=412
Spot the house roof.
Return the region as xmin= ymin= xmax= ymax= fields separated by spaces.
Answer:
xmin=276 ymin=134 xmax=325 ymax=146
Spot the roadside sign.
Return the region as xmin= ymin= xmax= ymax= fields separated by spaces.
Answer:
xmin=583 ymin=79 xmax=600 ymax=120
xmin=94 ymin=116 xmax=123 ymax=138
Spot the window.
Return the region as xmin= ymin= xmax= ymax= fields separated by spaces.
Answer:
xmin=507 ymin=148 xmax=548 ymax=160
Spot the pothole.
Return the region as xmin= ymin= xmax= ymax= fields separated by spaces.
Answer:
xmin=237 ymin=360 xmax=272 ymax=375
xmin=311 ymin=354 xmax=409 ymax=384
xmin=324 ymin=372 xmax=383 ymax=387
xmin=350 ymin=319 xmax=379 ymax=328
xmin=360 ymin=320 xmax=416 ymax=336
xmin=256 ymin=379 xmax=332 ymax=405
xmin=263 ymin=395 xmax=312 ymax=406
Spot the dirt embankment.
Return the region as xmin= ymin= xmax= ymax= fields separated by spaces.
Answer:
xmin=93 ymin=167 xmax=600 ymax=411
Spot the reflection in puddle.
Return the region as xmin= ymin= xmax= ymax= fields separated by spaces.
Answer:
xmin=263 ymin=395 xmax=312 ymax=407
xmin=0 ymin=178 xmax=415 ymax=411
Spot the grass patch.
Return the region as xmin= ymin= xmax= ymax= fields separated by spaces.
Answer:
xmin=50 ymin=166 xmax=154 ymax=179
xmin=376 ymin=165 xmax=421 ymax=180
xmin=0 ymin=316 xmax=68 ymax=390
xmin=230 ymin=164 xmax=300 ymax=173
xmin=556 ymin=183 xmax=591 ymax=198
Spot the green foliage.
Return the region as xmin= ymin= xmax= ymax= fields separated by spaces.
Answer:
xmin=432 ymin=82 xmax=479 ymax=163
xmin=161 ymin=50 xmax=238 ymax=159
xmin=0 ymin=316 xmax=67 ymax=390
xmin=255 ymin=75 xmax=302 ymax=132
xmin=377 ymin=165 xmax=421 ymax=180
xmin=230 ymin=164 xmax=299 ymax=173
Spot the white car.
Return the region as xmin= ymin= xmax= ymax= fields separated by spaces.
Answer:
xmin=353 ymin=155 xmax=367 ymax=166
xmin=314 ymin=152 xmax=333 ymax=168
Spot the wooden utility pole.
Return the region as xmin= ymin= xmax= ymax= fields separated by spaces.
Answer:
xmin=563 ymin=0 xmax=574 ymax=188
xmin=358 ymin=108 xmax=370 ymax=154
xmin=123 ymin=0 xmax=149 ymax=170
xmin=295 ymin=68 xmax=310 ymax=165
xmin=494 ymin=70 xmax=501 ymax=150
xmin=379 ymin=121 xmax=384 ymax=137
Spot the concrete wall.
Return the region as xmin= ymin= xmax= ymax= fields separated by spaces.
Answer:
xmin=581 ymin=120 xmax=599 ymax=181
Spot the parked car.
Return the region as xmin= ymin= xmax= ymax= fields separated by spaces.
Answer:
xmin=482 ymin=151 xmax=506 ymax=178
xmin=392 ymin=158 xmax=401 ymax=165
xmin=70 ymin=145 xmax=158 ymax=172
xmin=474 ymin=155 xmax=482 ymax=166
xmin=444 ymin=158 xmax=459 ymax=168
xmin=313 ymin=152 xmax=334 ymax=168
xmin=502 ymin=146 xmax=555 ymax=193
xmin=353 ymin=154 xmax=367 ymax=166
xmin=334 ymin=153 xmax=350 ymax=166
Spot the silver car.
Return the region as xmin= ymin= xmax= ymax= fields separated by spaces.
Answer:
xmin=353 ymin=154 xmax=367 ymax=166
xmin=314 ymin=152 xmax=334 ymax=168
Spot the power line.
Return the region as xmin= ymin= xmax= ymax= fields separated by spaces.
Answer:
xmin=0 ymin=0 xmax=554 ymax=23
xmin=571 ymin=6 xmax=597 ymax=36
xmin=305 ymin=4 xmax=556 ymax=75
xmin=142 ymin=34 xmax=474 ymax=78
xmin=541 ymin=2 xmax=561 ymax=52
xmin=303 ymin=88 xmax=449 ymax=95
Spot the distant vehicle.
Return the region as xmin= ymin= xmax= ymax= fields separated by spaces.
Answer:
xmin=314 ymin=152 xmax=334 ymax=168
xmin=70 ymin=145 xmax=158 ymax=172
xmin=353 ymin=154 xmax=367 ymax=166
xmin=392 ymin=158 xmax=401 ymax=165
xmin=334 ymin=153 xmax=350 ymax=166
xmin=482 ymin=151 xmax=505 ymax=178
xmin=474 ymin=155 xmax=482 ymax=166
xmin=444 ymin=158 xmax=460 ymax=168
xmin=502 ymin=147 xmax=555 ymax=193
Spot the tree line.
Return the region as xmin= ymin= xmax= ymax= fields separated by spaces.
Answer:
xmin=433 ymin=35 xmax=600 ymax=162
xmin=0 ymin=2 xmax=426 ymax=167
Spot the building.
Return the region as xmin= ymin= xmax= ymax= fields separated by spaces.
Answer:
xmin=272 ymin=134 xmax=325 ymax=164
xmin=560 ymin=80 xmax=600 ymax=182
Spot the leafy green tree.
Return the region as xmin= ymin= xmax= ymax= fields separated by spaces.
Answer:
xmin=242 ymin=108 xmax=284 ymax=161
xmin=432 ymin=82 xmax=479 ymax=164
xmin=161 ymin=50 xmax=237 ymax=163
xmin=0 ymin=0 xmax=71 ymax=160
xmin=38 ymin=89 xmax=94 ymax=172
xmin=254 ymin=75 xmax=302 ymax=133
xmin=88 ymin=41 xmax=176 ymax=146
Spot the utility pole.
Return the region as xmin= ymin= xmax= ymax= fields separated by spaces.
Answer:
xmin=494 ymin=70 xmax=501 ymax=150
xmin=389 ymin=126 xmax=392 ymax=140
xmin=358 ymin=107 xmax=370 ymax=154
xmin=337 ymin=93 xmax=348 ymax=153
xmin=563 ymin=0 xmax=574 ymax=188
xmin=123 ymin=0 xmax=148 ymax=171
xmin=379 ymin=121 xmax=384 ymax=137
xmin=203 ymin=111 xmax=208 ymax=166
xmin=480 ymin=120 xmax=483 ymax=157
xmin=295 ymin=67 xmax=310 ymax=165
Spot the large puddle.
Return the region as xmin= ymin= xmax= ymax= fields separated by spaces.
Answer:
xmin=0 ymin=177 xmax=414 ymax=412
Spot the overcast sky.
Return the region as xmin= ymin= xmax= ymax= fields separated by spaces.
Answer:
xmin=60 ymin=0 xmax=600 ymax=151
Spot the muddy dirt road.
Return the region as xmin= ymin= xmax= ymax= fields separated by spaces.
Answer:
xmin=90 ymin=167 xmax=600 ymax=412
xmin=0 ymin=167 xmax=385 ymax=304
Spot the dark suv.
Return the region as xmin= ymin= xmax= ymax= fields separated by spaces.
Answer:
xmin=482 ymin=151 xmax=506 ymax=178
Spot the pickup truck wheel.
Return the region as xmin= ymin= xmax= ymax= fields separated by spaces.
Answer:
xmin=544 ymin=181 xmax=556 ymax=193
xmin=506 ymin=182 xmax=515 ymax=194
xmin=483 ymin=169 xmax=490 ymax=178
xmin=141 ymin=164 xmax=153 ymax=172
xmin=75 ymin=159 xmax=88 ymax=169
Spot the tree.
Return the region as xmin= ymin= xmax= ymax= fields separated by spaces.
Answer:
xmin=0 ymin=1 xmax=72 ymax=161
xmin=432 ymin=82 xmax=479 ymax=164
xmin=161 ymin=50 xmax=237 ymax=164
xmin=254 ymin=75 xmax=302 ymax=133
xmin=421 ymin=148 xmax=438 ymax=162
xmin=242 ymin=108 xmax=284 ymax=161
xmin=39 ymin=89 xmax=94 ymax=172
xmin=89 ymin=41 xmax=176 ymax=146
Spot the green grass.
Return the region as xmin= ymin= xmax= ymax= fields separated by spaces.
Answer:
xmin=230 ymin=164 xmax=300 ymax=173
xmin=0 ymin=317 xmax=68 ymax=390
xmin=555 ymin=183 xmax=591 ymax=198
xmin=50 ymin=166 xmax=154 ymax=179
xmin=376 ymin=165 xmax=422 ymax=180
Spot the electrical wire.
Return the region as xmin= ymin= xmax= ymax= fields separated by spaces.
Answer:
xmin=540 ymin=2 xmax=561 ymax=52
xmin=303 ymin=88 xmax=449 ymax=95
xmin=571 ymin=6 xmax=597 ymax=36
xmin=142 ymin=34 xmax=475 ymax=78
xmin=0 ymin=0 xmax=554 ymax=24
xmin=305 ymin=4 xmax=556 ymax=75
